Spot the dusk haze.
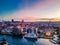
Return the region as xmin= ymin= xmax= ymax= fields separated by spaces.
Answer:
xmin=0 ymin=0 xmax=60 ymax=22
xmin=0 ymin=0 xmax=60 ymax=45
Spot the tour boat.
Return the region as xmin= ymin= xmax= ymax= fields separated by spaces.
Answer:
xmin=24 ymin=33 xmax=38 ymax=39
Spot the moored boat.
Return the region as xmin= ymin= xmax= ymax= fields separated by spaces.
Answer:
xmin=24 ymin=33 xmax=38 ymax=40
xmin=50 ymin=35 xmax=58 ymax=44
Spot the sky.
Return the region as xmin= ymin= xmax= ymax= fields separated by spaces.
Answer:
xmin=0 ymin=0 xmax=60 ymax=22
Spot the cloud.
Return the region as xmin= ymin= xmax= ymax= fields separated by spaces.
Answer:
xmin=0 ymin=0 xmax=60 ymax=22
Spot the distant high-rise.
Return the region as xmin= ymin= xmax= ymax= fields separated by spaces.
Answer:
xmin=2 ymin=20 xmax=4 ymax=24
xmin=12 ymin=19 xmax=14 ymax=22
xmin=2 ymin=20 xmax=5 ymax=26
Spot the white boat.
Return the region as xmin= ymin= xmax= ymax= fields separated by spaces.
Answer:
xmin=50 ymin=35 xmax=58 ymax=44
xmin=24 ymin=33 xmax=38 ymax=39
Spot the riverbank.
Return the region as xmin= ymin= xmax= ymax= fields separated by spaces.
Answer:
xmin=0 ymin=35 xmax=55 ymax=45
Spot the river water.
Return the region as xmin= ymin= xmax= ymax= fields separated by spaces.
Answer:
xmin=0 ymin=35 xmax=54 ymax=45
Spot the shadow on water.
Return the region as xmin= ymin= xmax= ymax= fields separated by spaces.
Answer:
xmin=0 ymin=35 xmax=39 ymax=45
xmin=11 ymin=35 xmax=23 ymax=39
xmin=24 ymin=38 xmax=38 ymax=42
xmin=0 ymin=35 xmax=38 ymax=42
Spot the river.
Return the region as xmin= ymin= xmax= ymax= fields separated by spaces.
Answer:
xmin=0 ymin=35 xmax=55 ymax=45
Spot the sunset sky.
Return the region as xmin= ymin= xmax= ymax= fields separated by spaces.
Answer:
xmin=0 ymin=0 xmax=60 ymax=22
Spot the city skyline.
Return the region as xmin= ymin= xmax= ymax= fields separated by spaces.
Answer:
xmin=0 ymin=0 xmax=60 ymax=22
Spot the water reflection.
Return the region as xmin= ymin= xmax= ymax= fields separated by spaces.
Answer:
xmin=0 ymin=35 xmax=54 ymax=45
xmin=0 ymin=35 xmax=38 ymax=45
xmin=24 ymin=38 xmax=37 ymax=42
xmin=12 ymin=36 xmax=23 ymax=39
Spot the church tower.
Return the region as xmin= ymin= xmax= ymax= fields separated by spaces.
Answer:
xmin=21 ymin=19 xmax=25 ymax=27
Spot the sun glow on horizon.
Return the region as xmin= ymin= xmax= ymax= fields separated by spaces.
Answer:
xmin=0 ymin=0 xmax=60 ymax=22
